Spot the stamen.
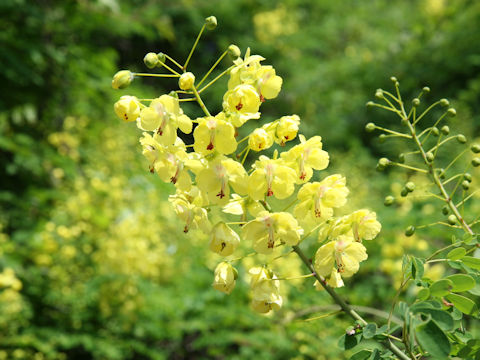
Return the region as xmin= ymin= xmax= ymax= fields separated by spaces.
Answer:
xmin=236 ymin=102 xmax=243 ymax=111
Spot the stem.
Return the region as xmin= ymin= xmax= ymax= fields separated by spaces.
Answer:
xmin=133 ymin=72 xmax=179 ymax=78
xmin=192 ymin=85 xmax=211 ymax=117
xmin=198 ymin=65 xmax=235 ymax=94
xmin=184 ymin=24 xmax=205 ymax=71
xmin=197 ymin=50 xmax=228 ymax=88
xmin=165 ymin=54 xmax=183 ymax=70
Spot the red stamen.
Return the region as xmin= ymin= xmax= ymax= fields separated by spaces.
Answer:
xmin=267 ymin=189 xmax=274 ymax=197
xmin=236 ymin=103 xmax=243 ymax=111
xmin=260 ymin=94 xmax=265 ymax=102
xmin=207 ymin=142 xmax=214 ymax=150
xmin=216 ymin=190 xmax=225 ymax=199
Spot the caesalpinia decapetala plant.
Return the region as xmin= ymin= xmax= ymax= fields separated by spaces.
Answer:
xmin=111 ymin=16 xmax=418 ymax=360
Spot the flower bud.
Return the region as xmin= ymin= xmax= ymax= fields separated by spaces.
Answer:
xmin=379 ymin=134 xmax=386 ymax=143
xmin=168 ymin=90 xmax=179 ymax=99
xmin=366 ymin=101 xmax=375 ymax=107
xmin=471 ymin=144 xmax=480 ymax=153
xmin=432 ymin=127 xmax=439 ymax=137
xmin=440 ymin=98 xmax=450 ymax=107
xmin=365 ymin=122 xmax=376 ymax=132
xmin=441 ymin=125 xmax=450 ymax=135
xmin=111 ymin=70 xmax=133 ymax=89
xmin=426 ymin=152 xmax=434 ymax=162
xmin=209 ymin=222 xmax=240 ymax=256
xmin=179 ymin=72 xmax=195 ymax=91
xmin=378 ymin=158 xmax=390 ymax=167
xmin=228 ymin=44 xmax=241 ymax=59
xmin=405 ymin=182 xmax=415 ymax=192
xmin=457 ymin=134 xmax=467 ymax=144
xmin=412 ymin=98 xmax=420 ymax=107
xmin=375 ymin=89 xmax=384 ymax=100
xmin=462 ymin=180 xmax=470 ymax=190
xmin=447 ymin=215 xmax=457 ymax=225
xmin=400 ymin=188 xmax=408 ymax=197
xmin=157 ymin=52 xmax=166 ymax=64
xmin=464 ymin=173 xmax=472 ymax=182
xmin=143 ymin=52 xmax=159 ymax=69
xmin=438 ymin=168 xmax=446 ymax=179
xmin=212 ymin=262 xmax=236 ymax=294
xmin=422 ymin=86 xmax=430 ymax=93
xmin=472 ymin=157 xmax=480 ymax=167
xmin=114 ymin=95 xmax=141 ymax=122
xmin=405 ymin=226 xmax=415 ymax=237
xmin=205 ymin=16 xmax=218 ymax=30
xmin=398 ymin=153 xmax=405 ymax=163
xmin=442 ymin=205 xmax=449 ymax=215
xmin=390 ymin=76 xmax=397 ymax=82
xmin=384 ymin=196 xmax=395 ymax=206
xmin=447 ymin=108 xmax=456 ymax=117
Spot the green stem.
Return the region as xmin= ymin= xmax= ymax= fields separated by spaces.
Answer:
xmin=165 ymin=54 xmax=183 ymax=70
xmin=192 ymin=85 xmax=211 ymax=117
xmin=197 ymin=50 xmax=228 ymax=88
xmin=198 ymin=65 xmax=235 ymax=94
xmin=184 ymin=24 xmax=205 ymax=71
xmin=133 ymin=72 xmax=179 ymax=78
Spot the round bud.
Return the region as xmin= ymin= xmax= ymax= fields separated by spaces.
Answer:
xmin=432 ymin=127 xmax=440 ymax=137
xmin=447 ymin=108 xmax=456 ymax=117
xmin=438 ymin=168 xmax=446 ymax=179
xmin=228 ymin=44 xmax=241 ymax=59
xmin=447 ymin=215 xmax=457 ymax=225
xmin=464 ymin=173 xmax=472 ymax=182
xmin=471 ymin=144 xmax=480 ymax=153
xmin=405 ymin=226 xmax=415 ymax=237
xmin=205 ymin=16 xmax=218 ymax=30
xmin=143 ymin=52 xmax=159 ymax=69
xmin=366 ymin=101 xmax=375 ymax=107
xmin=111 ymin=70 xmax=133 ymax=89
xmin=401 ymin=188 xmax=409 ymax=197
xmin=384 ymin=196 xmax=395 ymax=206
xmin=422 ymin=86 xmax=430 ymax=93
xmin=462 ymin=180 xmax=470 ymax=190
xmin=440 ymin=98 xmax=450 ymax=107
xmin=401 ymin=118 xmax=409 ymax=126
xmin=472 ymin=157 xmax=480 ymax=167
xmin=457 ymin=134 xmax=467 ymax=144
xmin=405 ymin=182 xmax=415 ymax=193
xmin=379 ymin=158 xmax=390 ymax=167
xmin=365 ymin=122 xmax=376 ymax=132
xmin=426 ymin=152 xmax=435 ymax=162
xmin=375 ymin=89 xmax=384 ymax=100
xmin=179 ymin=72 xmax=195 ymax=91
xmin=441 ymin=125 xmax=450 ymax=135
xmin=168 ymin=90 xmax=179 ymax=99
xmin=379 ymin=134 xmax=386 ymax=143
xmin=390 ymin=76 xmax=398 ymax=82
xmin=398 ymin=153 xmax=405 ymax=163
xmin=157 ymin=52 xmax=166 ymax=64
xmin=442 ymin=205 xmax=449 ymax=215
xmin=412 ymin=98 xmax=420 ymax=107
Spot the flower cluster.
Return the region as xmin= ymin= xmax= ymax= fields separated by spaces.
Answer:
xmin=112 ymin=22 xmax=381 ymax=313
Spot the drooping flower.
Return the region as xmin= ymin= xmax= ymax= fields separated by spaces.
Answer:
xmin=275 ymin=115 xmax=300 ymax=146
xmin=193 ymin=114 xmax=237 ymax=155
xmin=347 ymin=209 xmax=381 ymax=242
xmin=248 ymin=127 xmax=274 ymax=151
xmin=249 ymin=267 xmax=282 ymax=313
xmin=114 ymin=95 xmax=142 ymax=122
xmin=169 ymin=192 xmax=210 ymax=234
xmin=223 ymin=84 xmax=262 ymax=127
xmin=255 ymin=65 xmax=283 ymax=101
xmin=209 ymin=222 xmax=241 ymax=256
xmin=242 ymin=211 xmax=303 ymax=254
xmin=213 ymin=262 xmax=237 ymax=294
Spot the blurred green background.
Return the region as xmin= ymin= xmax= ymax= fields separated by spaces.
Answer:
xmin=1 ymin=0 xmax=480 ymax=358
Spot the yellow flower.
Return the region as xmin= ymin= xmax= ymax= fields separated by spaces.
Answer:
xmin=281 ymin=135 xmax=329 ymax=183
xmin=209 ymin=222 xmax=240 ymax=256
xmin=178 ymin=72 xmax=195 ymax=90
xmin=169 ymin=192 xmax=211 ymax=234
xmin=348 ymin=209 xmax=381 ymax=242
xmin=222 ymin=194 xmax=264 ymax=220
xmin=223 ymin=84 xmax=262 ymax=127
xmin=255 ymin=65 xmax=282 ymax=101
xmin=294 ymin=175 xmax=349 ymax=225
xmin=247 ymin=156 xmax=297 ymax=200
xmin=213 ymin=262 xmax=237 ymax=294
xmin=313 ymin=268 xmax=344 ymax=290
xmin=196 ymin=156 xmax=248 ymax=205
xmin=275 ymin=115 xmax=300 ymax=146
xmin=228 ymin=49 xmax=265 ymax=89
xmin=249 ymin=267 xmax=282 ymax=313
xmin=114 ymin=96 xmax=142 ymax=122
xmin=242 ymin=211 xmax=303 ymax=254
xmin=314 ymin=236 xmax=368 ymax=281
xmin=138 ymin=95 xmax=192 ymax=145
xmin=248 ymin=127 xmax=274 ymax=151
xmin=193 ymin=114 xmax=237 ymax=155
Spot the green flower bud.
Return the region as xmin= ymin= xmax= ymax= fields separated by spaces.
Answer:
xmin=464 ymin=173 xmax=472 ymax=182
xmin=366 ymin=101 xmax=375 ymax=107
xmin=157 ymin=52 xmax=166 ymax=64
xmin=405 ymin=226 xmax=415 ymax=237
xmin=426 ymin=152 xmax=435 ymax=162
xmin=457 ymin=134 xmax=467 ymax=144
xmin=228 ymin=44 xmax=241 ymax=59
xmin=432 ymin=127 xmax=440 ymax=137
xmin=379 ymin=134 xmax=386 ymax=143
xmin=375 ymin=89 xmax=384 ymax=100
xmin=365 ymin=122 xmax=376 ymax=132
xmin=390 ymin=76 xmax=398 ymax=82
xmin=440 ymin=98 xmax=450 ymax=107
xmin=111 ymin=70 xmax=133 ymax=89
xmin=447 ymin=215 xmax=457 ymax=225
xmin=205 ymin=16 xmax=218 ymax=30
xmin=422 ymin=86 xmax=430 ymax=93
xmin=447 ymin=108 xmax=456 ymax=117
xmin=398 ymin=153 xmax=405 ymax=163
xmin=462 ymin=180 xmax=470 ymax=190
xmin=441 ymin=125 xmax=450 ymax=135
xmin=438 ymin=168 xmax=446 ymax=179
xmin=412 ymin=98 xmax=420 ymax=107
xmin=405 ymin=182 xmax=415 ymax=192
xmin=472 ymin=157 xmax=480 ymax=167
xmin=384 ymin=196 xmax=395 ymax=206
xmin=179 ymin=72 xmax=195 ymax=91
xmin=442 ymin=206 xmax=449 ymax=215
xmin=401 ymin=188 xmax=408 ymax=197
xmin=168 ymin=90 xmax=179 ymax=99
xmin=143 ymin=52 xmax=159 ymax=69
xmin=471 ymin=144 xmax=480 ymax=153
xmin=379 ymin=158 xmax=390 ymax=167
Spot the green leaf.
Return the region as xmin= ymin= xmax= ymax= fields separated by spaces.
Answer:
xmin=462 ymin=256 xmax=480 ymax=270
xmin=445 ymin=293 xmax=478 ymax=315
xmin=446 ymin=274 xmax=476 ymax=292
xmin=338 ymin=333 xmax=359 ymax=350
xmin=349 ymin=350 xmax=372 ymax=360
xmin=430 ymin=279 xmax=453 ymax=297
xmin=363 ymin=323 xmax=377 ymax=339
xmin=468 ymin=283 xmax=480 ymax=296
xmin=415 ymin=319 xmax=451 ymax=359
xmin=411 ymin=307 xmax=454 ymax=331
xmin=447 ymin=247 xmax=466 ymax=260
xmin=411 ymin=257 xmax=425 ymax=281
xmin=417 ymin=288 xmax=430 ymax=301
